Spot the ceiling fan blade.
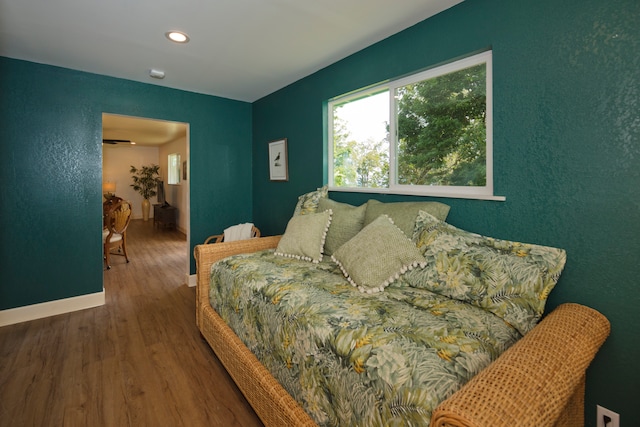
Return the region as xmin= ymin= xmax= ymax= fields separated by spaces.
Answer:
xmin=102 ymin=139 xmax=131 ymax=144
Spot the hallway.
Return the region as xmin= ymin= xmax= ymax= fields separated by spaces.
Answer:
xmin=0 ymin=219 xmax=262 ymax=426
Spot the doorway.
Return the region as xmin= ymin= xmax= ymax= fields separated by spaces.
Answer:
xmin=102 ymin=113 xmax=190 ymax=283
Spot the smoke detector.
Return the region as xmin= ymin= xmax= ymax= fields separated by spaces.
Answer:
xmin=149 ymin=69 xmax=165 ymax=79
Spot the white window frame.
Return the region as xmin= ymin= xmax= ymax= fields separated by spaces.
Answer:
xmin=328 ymin=51 xmax=504 ymax=201
xmin=168 ymin=152 xmax=181 ymax=185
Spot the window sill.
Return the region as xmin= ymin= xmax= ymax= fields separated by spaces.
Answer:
xmin=328 ymin=186 xmax=506 ymax=201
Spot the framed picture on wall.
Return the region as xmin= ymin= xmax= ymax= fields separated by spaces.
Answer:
xmin=268 ymin=138 xmax=288 ymax=181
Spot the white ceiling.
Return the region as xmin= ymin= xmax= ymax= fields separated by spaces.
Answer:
xmin=102 ymin=113 xmax=187 ymax=147
xmin=0 ymin=0 xmax=462 ymax=103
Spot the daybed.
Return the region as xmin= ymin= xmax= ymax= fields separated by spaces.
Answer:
xmin=195 ymin=192 xmax=610 ymax=427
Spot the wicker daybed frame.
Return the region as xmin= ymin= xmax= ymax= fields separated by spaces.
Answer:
xmin=195 ymin=237 xmax=610 ymax=427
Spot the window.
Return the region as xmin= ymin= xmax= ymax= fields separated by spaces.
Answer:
xmin=168 ymin=153 xmax=181 ymax=185
xmin=328 ymin=51 xmax=502 ymax=200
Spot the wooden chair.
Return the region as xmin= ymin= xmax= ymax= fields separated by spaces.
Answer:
xmin=204 ymin=225 xmax=260 ymax=244
xmin=103 ymin=196 xmax=123 ymax=227
xmin=103 ymin=200 xmax=132 ymax=269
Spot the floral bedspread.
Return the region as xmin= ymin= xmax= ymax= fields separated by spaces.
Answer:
xmin=209 ymin=250 xmax=521 ymax=426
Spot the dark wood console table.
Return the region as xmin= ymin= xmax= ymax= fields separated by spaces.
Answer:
xmin=153 ymin=204 xmax=177 ymax=229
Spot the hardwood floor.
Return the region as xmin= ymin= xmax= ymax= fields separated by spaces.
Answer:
xmin=0 ymin=219 xmax=263 ymax=427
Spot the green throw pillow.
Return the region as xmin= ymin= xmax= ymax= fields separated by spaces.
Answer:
xmin=332 ymin=215 xmax=426 ymax=293
xmin=293 ymin=185 xmax=328 ymax=216
xmin=275 ymin=210 xmax=332 ymax=263
xmin=405 ymin=210 xmax=567 ymax=335
xmin=363 ymin=199 xmax=450 ymax=238
xmin=317 ymin=198 xmax=367 ymax=256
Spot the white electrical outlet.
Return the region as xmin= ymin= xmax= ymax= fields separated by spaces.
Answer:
xmin=597 ymin=405 xmax=620 ymax=427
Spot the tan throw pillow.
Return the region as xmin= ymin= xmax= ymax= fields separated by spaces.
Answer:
xmin=317 ymin=198 xmax=367 ymax=256
xmin=363 ymin=199 xmax=451 ymax=238
xmin=275 ymin=210 xmax=332 ymax=263
xmin=332 ymin=215 xmax=426 ymax=293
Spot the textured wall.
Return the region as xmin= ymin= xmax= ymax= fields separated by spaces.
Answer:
xmin=252 ymin=0 xmax=640 ymax=424
xmin=0 ymin=57 xmax=253 ymax=309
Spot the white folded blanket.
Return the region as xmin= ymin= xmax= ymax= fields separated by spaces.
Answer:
xmin=224 ymin=222 xmax=254 ymax=242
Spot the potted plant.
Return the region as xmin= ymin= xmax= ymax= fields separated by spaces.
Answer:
xmin=130 ymin=164 xmax=160 ymax=221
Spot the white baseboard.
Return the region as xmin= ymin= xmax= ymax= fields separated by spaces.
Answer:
xmin=0 ymin=290 xmax=106 ymax=327
xmin=187 ymin=273 xmax=197 ymax=288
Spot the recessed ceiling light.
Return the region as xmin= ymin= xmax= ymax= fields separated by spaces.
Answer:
xmin=165 ymin=31 xmax=190 ymax=43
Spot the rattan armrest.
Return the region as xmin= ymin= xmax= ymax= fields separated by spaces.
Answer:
xmin=194 ymin=235 xmax=281 ymax=327
xmin=430 ymin=303 xmax=610 ymax=427
xmin=203 ymin=233 xmax=224 ymax=244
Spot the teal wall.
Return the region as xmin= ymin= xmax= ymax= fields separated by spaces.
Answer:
xmin=0 ymin=57 xmax=253 ymax=309
xmin=252 ymin=0 xmax=639 ymax=424
xmin=1 ymin=0 xmax=638 ymax=422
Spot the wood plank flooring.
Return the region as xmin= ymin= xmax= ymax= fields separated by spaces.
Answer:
xmin=0 ymin=219 xmax=263 ymax=427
